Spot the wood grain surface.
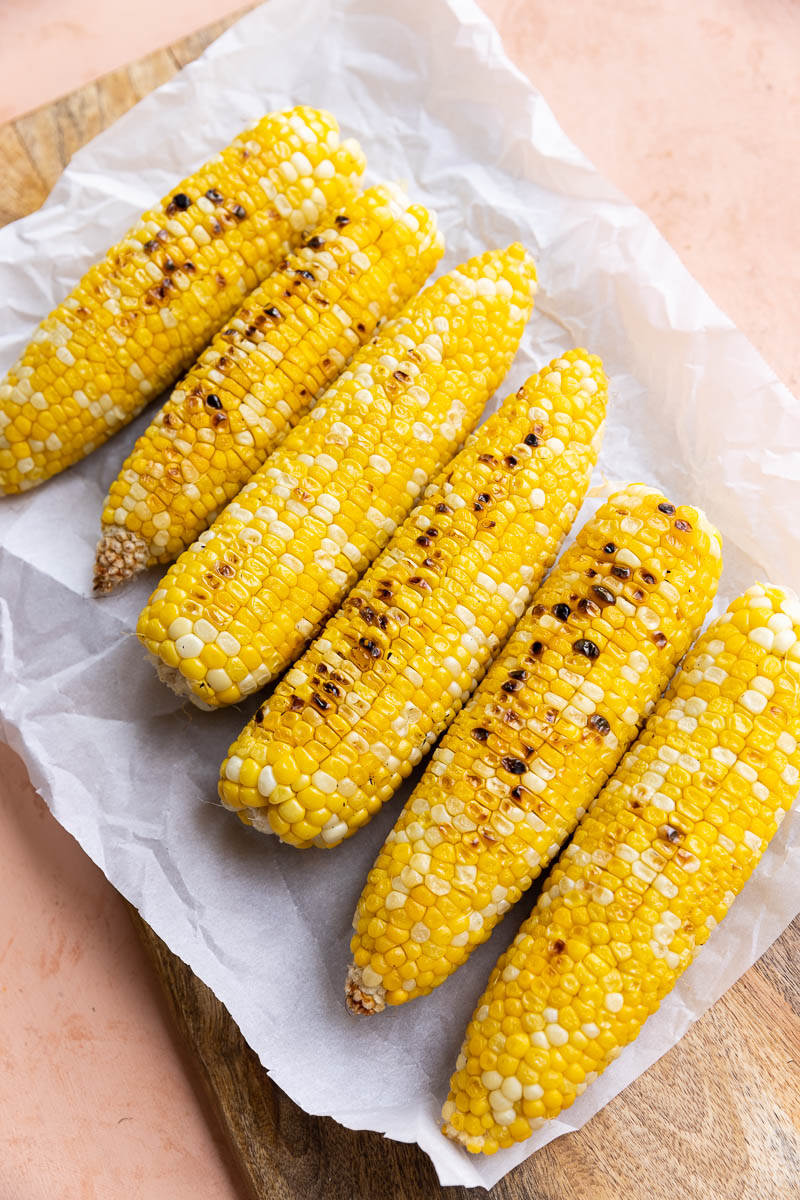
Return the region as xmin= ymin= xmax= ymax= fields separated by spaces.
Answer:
xmin=2 ymin=8 xmax=798 ymax=1200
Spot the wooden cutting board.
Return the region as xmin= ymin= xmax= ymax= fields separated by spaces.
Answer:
xmin=2 ymin=11 xmax=798 ymax=1199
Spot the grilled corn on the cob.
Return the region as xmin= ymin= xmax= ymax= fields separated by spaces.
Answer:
xmin=0 ymin=107 xmax=365 ymax=494
xmin=94 ymin=184 xmax=442 ymax=592
xmin=219 ymin=350 xmax=608 ymax=847
xmin=442 ymin=582 xmax=800 ymax=1154
xmin=137 ymin=244 xmax=537 ymax=708
xmin=347 ymin=485 xmax=722 ymax=1013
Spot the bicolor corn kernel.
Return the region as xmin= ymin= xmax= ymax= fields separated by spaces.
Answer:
xmin=348 ymin=486 xmax=723 ymax=1012
xmin=0 ymin=108 xmax=365 ymax=495
xmin=94 ymin=183 xmax=443 ymax=591
xmin=442 ymin=583 xmax=800 ymax=1153
xmin=138 ymin=244 xmax=538 ymax=708
xmin=220 ymin=349 xmax=608 ymax=849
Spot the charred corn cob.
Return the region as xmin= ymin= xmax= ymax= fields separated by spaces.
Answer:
xmin=137 ymin=245 xmax=537 ymax=708
xmin=347 ymin=486 xmax=722 ymax=1013
xmin=442 ymin=582 xmax=800 ymax=1154
xmin=0 ymin=108 xmax=365 ymax=494
xmin=220 ymin=350 xmax=608 ymax=848
xmin=94 ymin=184 xmax=442 ymax=592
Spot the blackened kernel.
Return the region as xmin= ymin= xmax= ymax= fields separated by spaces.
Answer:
xmin=171 ymin=192 xmax=191 ymax=210
xmin=311 ymin=694 xmax=329 ymax=711
xmin=408 ymin=576 xmax=431 ymax=590
xmin=478 ymin=453 xmax=496 ymax=465
xmin=206 ymin=188 xmax=224 ymax=203
xmin=586 ymin=568 xmax=597 ymax=578
xmin=510 ymin=786 xmax=523 ymax=801
xmin=552 ymin=939 xmax=566 ymax=954
xmin=632 ymin=588 xmax=644 ymax=602
xmin=288 ymin=696 xmax=304 ymax=712
xmin=657 ymin=502 xmax=676 ymax=515
xmin=588 ymin=713 xmax=610 ymax=735
xmin=477 ymin=493 xmax=491 ymax=504
xmin=471 ymin=727 xmax=489 ymax=742
xmin=254 ymin=709 xmax=264 ymax=724
xmin=524 ymin=432 xmax=540 ymax=447
xmin=509 ymin=669 xmax=527 ymax=681
xmin=334 ymin=214 xmax=350 ymax=226
xmin=322 ymin=681 xmax=341 ymax=697
xmin=553 ymin=603 xmax=571 ymax=621
xmin=164 ymin=258 xmax=177 ymax=272
xmin=393 ymin=370 xmax=410 ymax=382
xmin=211 ymin=412 xmax=227 ymax=427
xmin=532 ymin=605 xmax=545 ymax=617
xmin=306 ymin=235 xmax=324 ymax=249
xmin=296 ymin=268 xmax=315 ymax=282
xmin=675 ymin=518 xmax=692 ymax=532
xmin=652 ymin=631 xmax=668 ymax=648
xmin=531 ymin=641 xmax=544 ymax=656
xmin=659 ymin=823 xmax=683 ymax=844
xmin=183 ymin=262 xmax=196 ymax=274
xmin=232 ymin=205 xmax=247 ymax=220
xmin=504 ymin=455 xmax=518 ymax=468
xmin=501 ymin=756 xmax=526 ymax=775
xmin=640 ymin=570 xmax=657 ymax=585
xmin=603 ymin=542 xmax=617 ymax=554
xmin=592 ymin=585 xmax=616 ymax=606
xmin=216 ymin=561 xmax=234 ymax=578
xmin=416 ymin=535 xmax=432 ymax=548
xmin=573 ymin=638 xmax=600 ymax=659
xmin=577 ymin=598 xmax=600 ymax=618
xmin=205 ymin=394 xmax=223 ymax=410
xmin=143 ymin=239 xmax=159 ymax=254
xmin=502 ymin=680 xmax=522 ymax=693
xmin=612 ymin=565 xmax=631 ymax=579
xmin=435 ymin=503 xmax=451 ymax=515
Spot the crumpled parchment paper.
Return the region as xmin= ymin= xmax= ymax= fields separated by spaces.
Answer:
xmin=0 ymin=0 xmax=798 ymax=1188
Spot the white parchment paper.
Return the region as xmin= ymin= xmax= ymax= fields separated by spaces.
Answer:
xmin=1 ymin=0 xmax=798 ymax=1188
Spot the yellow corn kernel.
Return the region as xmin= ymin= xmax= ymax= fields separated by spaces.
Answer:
xmin=347 ymin=485 xmax=722 ymax=1013
xmin=222 ymin=349 xmax=607 ymax=855
xmin=442 ymin=583 xmax=800 ymax=1153
xmin=139 ymin=245 xmax=538 ymax=710
xmin=94 ymin=183 xmax=443 ymax=591
xmin=1 ymin=108 xmax=365 ymax=495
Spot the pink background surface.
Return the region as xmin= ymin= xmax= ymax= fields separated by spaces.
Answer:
xmin=1 ymin=2 xmax=799 ymax=1197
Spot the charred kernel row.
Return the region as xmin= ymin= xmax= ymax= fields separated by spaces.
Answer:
xmin=346 ymin=485 xmax=722 ymax=1012
xmin=138 ymin=244 xmax=538 ymax=709
xmin=0 ymin=107 xmax=365 ymax=494
xmin=219 ymin=349 xmax=608 ymax=848
xmin=442 ymin=583 xmax=800 ymax=1155
xmin=94 ymin=185 xmax=443 ymax=591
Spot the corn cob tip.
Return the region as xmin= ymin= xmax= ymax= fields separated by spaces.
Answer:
xmin=93 ymin=526 xmax=150 ymax=594
xmin=345 ymin=964 xmax=386 ymax=1015
xmin=150 ymin=654 xmax=215 ymax=711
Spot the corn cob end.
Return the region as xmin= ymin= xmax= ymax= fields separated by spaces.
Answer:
xmin=93 ymin=526 xmax=150 ymax=594
xmin=150 ymin=654 xmax=215 ymax=711
xmin=345 ymin=964 xmax=386 ymax=1015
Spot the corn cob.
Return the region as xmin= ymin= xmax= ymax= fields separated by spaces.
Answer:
xmin=137 ymin=244 xmax=537 ymax=708
xmin=0 ymin=108 xmax=365 ymax=494
xmin=94 ymin=184 xmax=442 ymax=592
xmin=346 ymin=486 xmax=723 ymax=1013
xmin=219 ymin=350 xmax=608 ymax=848
xmin=442 ymin=582 xmax=800 ymax=1155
